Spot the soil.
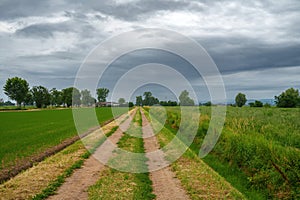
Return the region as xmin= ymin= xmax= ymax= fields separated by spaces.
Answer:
xmin=141 ymin=110 xmax=190 ymax=200
xmin=47 ymin=156 xmax=104 ymax=200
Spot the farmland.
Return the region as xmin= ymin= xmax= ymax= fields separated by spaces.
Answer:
xmin=0 ymin=107 xmax=128 ymax=171
xmin=159 ymin=106 xmax=300 ymax=199
xmin=0 ymin=106 xmax=299 ymax=199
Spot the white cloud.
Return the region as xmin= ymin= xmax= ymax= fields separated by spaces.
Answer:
xmin=0 ymin=12 xmax=70 ymax=33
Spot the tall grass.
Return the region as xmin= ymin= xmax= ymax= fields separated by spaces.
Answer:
xmin=163 ymin=106 xmax=300 ymax=199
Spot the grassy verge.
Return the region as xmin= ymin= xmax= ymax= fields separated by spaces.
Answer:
xmin=88 ymin=108 xmax=155 ymax=200
xmin=143 ymin=108 xmax=245 ymax=200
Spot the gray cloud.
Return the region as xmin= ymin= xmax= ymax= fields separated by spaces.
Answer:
xmin=0 ymin=0 xmax=300 ymax=101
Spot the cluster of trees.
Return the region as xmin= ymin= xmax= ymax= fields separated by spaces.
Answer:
xmin=136 ymin=92 xmax=159 ymax=106
xmin=135 ymin=90 xmax=195 ymax=106
xmin=3 ymin=77 xmax=111 ymax=108
xmin=235 ymin=88 xmax=300 ymax=108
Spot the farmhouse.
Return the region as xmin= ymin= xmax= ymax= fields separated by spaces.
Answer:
xmin=97 ymin=102 xmax=120 ymax=107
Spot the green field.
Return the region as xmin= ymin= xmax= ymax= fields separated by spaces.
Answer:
xmin=0 ymin=107 xmax=128 ymax=170
xmin=1 ymin=106 xmax=299 ymax=199
xmin=153 ymin=106 xmax=300 ymax=199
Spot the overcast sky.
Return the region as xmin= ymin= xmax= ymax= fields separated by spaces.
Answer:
xmin=0 ymin=0 xmax=299 ymax=102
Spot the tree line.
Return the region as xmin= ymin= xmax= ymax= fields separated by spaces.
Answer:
xmin=3 ymin=77 xmax=112 ymax=108
xmin=2 ymin=77 xmax=300 ymax=108
xmin=234 ymin=88 xmax=300 ymax=108
xmin=2 ymin=77 xmax=197 ymax=108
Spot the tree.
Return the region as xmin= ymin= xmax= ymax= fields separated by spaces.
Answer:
xmin=179 ymin=90 xmax=194 ymax=106
xmin=97 ymin=88 xmax=109 ymax=102
xmin=118 ymin=98 xmax=126 ymax=105
xmin=204 ymin=101 xmax=212 ymax=106
xmin=24 ymin=92 xmax=34 ymax=105
xmin=143 ymin=92 xmax=152 ymax=106
xmin=72 ymin=88 xmax=81 ymax=106
xmin=81 ymin=89 xmax=94 ymax=106
xmin=275 ymin=88 xmax=300 ymax=108
xmin=3 ymin=101 xmax=14 ymax=106
xmin=235 ymin=93 xmax=247 ymax=107
xmin=143 ymin=91 xmax=159 ymax=106
xmin=62 ymin=87 xmax=81 ymax=107
xmin=249 ymin=100 xmax=263 ymax=107
xmin=136 ymin=96 xmax=143 ymax=106
xmin=128 ymin=102 xmax=134 ymax=107
xmin=31 ymin=86 xmax=51 ymax=108
xmin=50 ymin=88 xmax=63 ymax=106
xmin=3 ymin=77 xmax=29 ymax=107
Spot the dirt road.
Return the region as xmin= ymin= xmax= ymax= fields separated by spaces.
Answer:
xmin=141 ymin=110 xmax=190 ymax=200
xmin=47 ymin=109 xmax=137 ymax=200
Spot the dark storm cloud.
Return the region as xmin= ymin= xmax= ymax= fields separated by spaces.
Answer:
xmin=205 ymin=41 xmax=300 ymax=73
xmin=0 ymin=0 xmax=62 ymax=19
xmin=0 ymin=0 xmax=299 ymax=101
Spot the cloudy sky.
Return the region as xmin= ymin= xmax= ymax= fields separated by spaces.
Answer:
xmin=0 ymin=0 xmax=299 ymax=102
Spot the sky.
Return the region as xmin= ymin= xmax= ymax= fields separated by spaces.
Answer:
xmin=0 ymin=0 xmax=299 ymax=103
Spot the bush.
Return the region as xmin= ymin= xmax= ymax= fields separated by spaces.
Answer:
xmin=275 ymin=88 xmax=300 ymax=108
xmin=249 ymin=100 xmax=263 ymax=107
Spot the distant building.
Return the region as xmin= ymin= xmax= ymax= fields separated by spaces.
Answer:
xmin=97 ymin=102 xmax=120 ymax=107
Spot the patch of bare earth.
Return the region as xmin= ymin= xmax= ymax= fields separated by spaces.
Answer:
xmin=47 ymin=156 xmax=104 ymax=200
xmin=47 ymin=109 xmax=136 ymax=200
xmin=141 ymin=110 xmax=190 ymax=200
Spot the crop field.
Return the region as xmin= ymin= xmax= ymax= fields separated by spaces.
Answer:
xmin=158 ymin=106 xmax=300 ymax=199
xmin=0 ymin=107 xmax=128 ymax=171
xmin=0 ymin=106 xmax=299 ymax=199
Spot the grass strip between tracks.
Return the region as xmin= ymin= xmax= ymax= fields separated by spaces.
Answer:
xmin=88 ymin=108 xmax=156 ymax=200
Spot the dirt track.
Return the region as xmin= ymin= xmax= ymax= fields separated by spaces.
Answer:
xmin=48 ymin=108 xmax=190 ymax=200
xmin=47 ymin=156 xmax=104 ymax=200
xmin=141 ymin=110 xmax=190 ymax=200
xmin=47 ymin=109 xmax=136 ymax=200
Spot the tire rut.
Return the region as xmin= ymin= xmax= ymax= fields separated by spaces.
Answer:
xmin=141 ymin=109 xmax=190 ymax=200
xmin=47 ymin=108 xmax=137 ymax=200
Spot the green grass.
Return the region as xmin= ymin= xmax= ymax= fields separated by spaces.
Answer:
xmin=32 ymin=156 xmax=85 ymax=200
xmin=0 ymin=107 xmax=128 ymax=169
xmin=143 ymin=108 xmax=245 ymax=199
xmin=88 ymin=108 xmax=155 ymax=200
xmin=162 ymin=106 xmax=300 ymax=199
xmin=31 ymin=124 xmax=120 ymax=200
